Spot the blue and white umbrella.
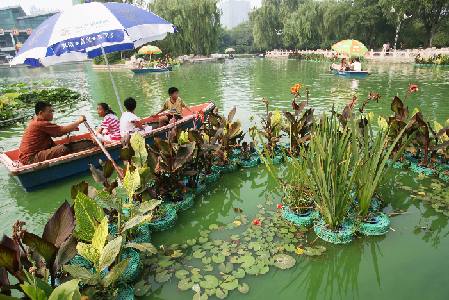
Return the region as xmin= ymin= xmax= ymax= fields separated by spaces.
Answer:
xmin=11 ymin=2 xmax=175 ymax=111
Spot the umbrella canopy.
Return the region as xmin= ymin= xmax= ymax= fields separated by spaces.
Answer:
xmin=11 ymin=2 xmax=175 ymax=67
xmin=225 ymin=47 xmax=235 ymax=53
xmin=331 ymin=39 xmax=368 ymax=57
xmin=138 ymin=45 xmax=162 ymax=55
xmin=10 ymin=2 xmax=175 ymax=112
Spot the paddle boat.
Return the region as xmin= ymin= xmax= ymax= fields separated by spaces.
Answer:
xmin=0 ymin=102 xmax=215 ymax=191
xmin=330 ymin=64 xmax=368 ymax=78
xmin=131 ymin=66 xmax=173 ymax=74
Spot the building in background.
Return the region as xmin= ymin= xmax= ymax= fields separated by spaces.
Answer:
xmin=0 ymin=6 xmax=56 ymax=63
xmin=220 ymin=0 xmax=251 ymax=29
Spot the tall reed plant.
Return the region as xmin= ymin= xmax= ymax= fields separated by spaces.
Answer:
xmin=305 ymin=114 xmax=357 ymax=229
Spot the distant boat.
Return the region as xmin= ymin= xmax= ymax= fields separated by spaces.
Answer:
xmin=131 ymin=66 xmax=172 ymax=74
xmin=0 ymin=102 xmax=215 ymax=191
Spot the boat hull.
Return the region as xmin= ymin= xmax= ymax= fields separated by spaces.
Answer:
xmin=333 ymin=70 xmax=369 ymax=77
xmin=1 ymin=102 xmax=214 ymax=191
xmin=131 ymin=66 xmax=172 ymax=74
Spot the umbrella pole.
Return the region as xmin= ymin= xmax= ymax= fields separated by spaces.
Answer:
xmin=100 ymin=44 xmax=124 ymax=113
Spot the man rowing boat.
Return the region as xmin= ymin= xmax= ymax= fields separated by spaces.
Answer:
xmin=18 ymin=101 xmax=86 ymax=165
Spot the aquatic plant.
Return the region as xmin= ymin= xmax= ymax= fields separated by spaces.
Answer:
xmin=284 ymin=84 xmax=314 ymax=156
xmin=0 ymin=202 xmax=79 ymax=298
xmin=305 ymin=113 xmax=357 ymax=229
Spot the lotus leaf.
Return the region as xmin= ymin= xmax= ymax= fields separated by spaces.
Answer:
xmin=220 ymin=276 xmax=238 ymax=291
xmin=238 ymin=282 xmax=250 ymax=294
xmin=134 ymin=280 xmax=151 ymax=297
xmin=178 ymin=278 xmax=194 ymax=291
xmin=212 ymin=254 xmax=225 ymax=264
xmin=240 ymin=255 xmax=255 ymax=268
xmin=155 ymin=270 xmax=172 ymax=283
xmin=272 ymin=254 xmax=296 ymax=269
xmin=193 ymin=250 xmax=206 ymax=259
xmin=199 ymin=275 xmax=219 ymax=289
xmin=215 ymin=287 xmax=228 ymax=299
xmin=303 ymin=246 xmax=326 ymax=256
xmin=232 ymin=268 xmax=246 ymax=279
xmin=218 ymin=262 xmax=234 ymax=273
xmin=202 ymin=257 xmax=212 ymax=264
xmin=175 ymin=269 xmax=190 ymax=280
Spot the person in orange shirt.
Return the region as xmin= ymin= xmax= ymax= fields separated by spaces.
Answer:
xmin=19 ymin=101 xmax=85 ymax=164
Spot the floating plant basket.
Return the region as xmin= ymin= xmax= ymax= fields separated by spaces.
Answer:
xmin=410 ymin=163 xmax=435 ymax=176
xmin=147 ymin=204 xmax=177 ymax=232
xmin=239 ymin=155 xmax=261 ymax=168
xmin=203 ymin=170 xmax=221 ymax=185
xmin=174 ymin=193 xmax=195 ymax=212
xmin=117 ymin=285 xmax=134 ymax=300
xmin=212 ymin=162 xmax=238 ymax=174
xmin=120 ymin=248 xmax=141 ymax=282
xmin=282 ymin=206 xmax=318 ymax=227
xmin=131 ymin=224 xmax=152 ymax=243
xmin=439 ymin=173 xmax=449 ymax=183
xmin=358 ymin=213 xmax=391 ymax=236
xmin=272 ymin=155 xmax=283 ymax=165
xmin=313 ymin=218 xmax=356 ymax=244
xmin=369 ymin=198 xmax=382 ymax=213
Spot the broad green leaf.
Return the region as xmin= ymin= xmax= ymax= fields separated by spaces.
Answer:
xmin=177 ymin=278 xmax=194 ymax=291
xmin=20 ymin=282 xmax=47 ymax=300
xmin=123 ymin=166 xmax=141 ymax=200
xmin=76 ymin=242 xmax=98 ymax=265
xmin=121 ymin=214 xmax=153 ymax=233
xmin=138 ymin=199 xmax=162 ymax=214
xmin=22 ymin=232 xmax=57 ymax=266
xmin=74 ymin=192 xmax=105 ymax=242
xmin=101 ymin=259 xmax=129 ymax=287
xmin=211 ymin=254 xmax=225 ymax=264
xmin=98 ymin=236 xmax=122 ymax=271
xmin=175 ymin=269 xmax=190 ymax=280
xmin=42 ymin=201 xmax=75 ymax=248
xmin=125 ymin=242 xmax=157 ymax=254
xmin=130 ymin=133 xmax=148 ymax=168
xmin=48 ymin=279 xmax=81 ymax=300
xmin=92 ymin=217 xmax=108 ymax=255
xmin=220 ymin=276 xmax=238 ymax=291
xmin=63 ymin=265 xmax=95 ymax=284
xmin=215 ymin=287 xmax=228 ymax=299
xmin=238 ymin=283 xmax=250 ymax=294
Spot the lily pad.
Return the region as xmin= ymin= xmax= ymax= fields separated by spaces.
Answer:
xmin=134 ymin=280 xmax=151 ymax=297
xmin=175 ymin=269 xmax=190 ymax=280
xmin=155 ymin=270 xmax=172 ymax=283
xmin=198 ymin=236 xmax=208 ymax=244
xmin=232 ymin=268 xmax=246 ymax=279
xmin=220 ymin=276 xmax=238 ymax=291
xmin=272 ymin=254 xmax=296 ymax=270
xmin=199 ymin=275 xmax=219 ymax=289
xmin=187 ymin=239 xmax=197 ymax=246
xmin=238 ymin=282 xmax=250 ymax=294
xmin=202 ymin=257 xmax=212 ymax=264
xmin=178 ymin=278 xmax=194 ymax=291
xmin=209 ymin=224 xmax=219 ymax=230
xmin=212 ymin=254 xmax=225 ymax=264
xmin=218 ymin=262 xmax=234 ymax=273
xmin=303 ymin=246 xmax=326 ymax=256
xmin=215 ymin=287 xmax=228 ymax=299
xmin=193 ymin=250 xmax=206 ymax=259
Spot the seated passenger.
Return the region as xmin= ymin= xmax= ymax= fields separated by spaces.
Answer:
xmin=120 ymin=97 xmax=151 ymax=140
xmin=96 ymin=103 xmax=121 ymax=142
xmin=352 ymin=57 xmax=362 ymax=72
xmin=157 ymin=87 xmax=193 ymax=126
xmin=340 ymin=58 xmax=350 ymax=71
xmin=18 ymin=101 xmax=85 ymax=165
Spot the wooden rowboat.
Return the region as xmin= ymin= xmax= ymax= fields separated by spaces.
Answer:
xmin=334 ymin=70 xmax=368 ymax=77
xmin=131 ymin=66 xmax=172 ymax=74
xmin=0 ymin=102 xmax=215 ymax=191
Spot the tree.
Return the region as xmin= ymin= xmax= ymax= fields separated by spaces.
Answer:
xmin=250 ymin=0 xmax=284 ymax=50
xmin=149 ymin=0 xmax=221 ymax=56
xmin=411 ymin=0 xmax=449 ymax=47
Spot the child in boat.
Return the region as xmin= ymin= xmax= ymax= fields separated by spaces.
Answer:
xmin=119 ymin=97 xmax=151 ymax=140
xmin=18 ymin=101 xmax=86 ymax=165
xmin=157 ymin=87 xmax=193 ymax=126
xmin=96 ymin=103 xmax=121 ymax=142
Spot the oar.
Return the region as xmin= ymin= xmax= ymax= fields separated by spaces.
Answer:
xmin=83 ymin=120 xmax=124 ymax=180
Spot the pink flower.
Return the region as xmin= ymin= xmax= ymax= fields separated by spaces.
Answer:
xmin=252 ymin=218 xmax=261 ymax=226
xmin=277 ymin=204 xmax=283 ymax=209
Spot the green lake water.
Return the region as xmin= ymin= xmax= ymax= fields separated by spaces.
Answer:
xmin=1 ymin=59 xmax=449 ymax=299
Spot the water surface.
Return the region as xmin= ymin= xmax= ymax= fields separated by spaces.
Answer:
xmin=0 ymin=59 xmax=448 ymax=299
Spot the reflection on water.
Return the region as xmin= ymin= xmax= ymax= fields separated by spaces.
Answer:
xmin=1 ymin=60 xmax=449 ymax=299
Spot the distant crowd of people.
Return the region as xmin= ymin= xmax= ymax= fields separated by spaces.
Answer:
xmin=130 ymin=54 xmax=172 ymax=69
xmin=18 ymin=87 xmax=191 ymax=165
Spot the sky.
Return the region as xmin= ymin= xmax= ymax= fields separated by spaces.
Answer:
xmin=0 ymin=0 xmax=262 ymax=14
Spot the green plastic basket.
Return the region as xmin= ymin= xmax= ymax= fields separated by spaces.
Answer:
xmin=358 ymin=213 xmax=391 ymax=236
xmin=313 ymin=217 xmax=356 ymax=245
xmin=282 ymin=207 xmax=319 ymax=228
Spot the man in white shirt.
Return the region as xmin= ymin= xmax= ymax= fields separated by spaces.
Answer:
xmin=353 ymin=57 xmax=362 ymax=72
